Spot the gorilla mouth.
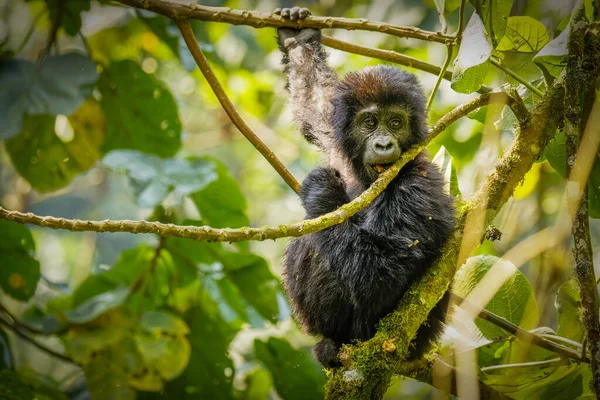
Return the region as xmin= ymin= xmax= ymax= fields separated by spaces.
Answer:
xmin=370 ymin=163 xmax=393 ymax=174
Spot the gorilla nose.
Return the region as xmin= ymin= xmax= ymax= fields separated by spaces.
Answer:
xmin=373 ymin=137 xmax=395 ymax=154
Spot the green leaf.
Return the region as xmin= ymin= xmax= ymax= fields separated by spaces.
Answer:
xmin=135 ymin=312 xmax=191 ymax=381
xmin=45 ymin=0 xmax=92 ymax=36
xmin=6 ymin=99 xmax=105 ymax=193
xmin=454 ymin=255 xmax=538 ymax=339
xmin=544 ymin=131 xmax=600 ymax=218
xmin=533 ymin=24 xmax=569 ymax=81
xmin=103 ymin=150 xmax=218 ymax=208
xmin=0 ymin=370 xmax=35 ymax=400
xmin=190 ymin=157 xmax=249 ymax=229
xmin=468 ymin=0 xmax=513 ymax=45
xmin=555 ymin=279 xmax=584 ymax=342
xmin=496 ymin=16 xmax=549 ymax=52
xmin=451 ymin=12 xmax=493 ymax=94
xmin=98 ymin=60 xmax=182 ymax=157
xmin=64 ymin=285 xmax=130 ymax=324
xmin=83 ymin=341 xmax=136 ymax=400
xmin=0 ymin=220 xmax=40 ymax=301
xmin=254 ymin=337 xmax=326 ymax=400
xmin=432 ymin=146 xmax=461 ymax=197
xmin=155 ymin=305 xmax=238 ymax=400
xmin=0 ymin=53 xmax=98 ymax=139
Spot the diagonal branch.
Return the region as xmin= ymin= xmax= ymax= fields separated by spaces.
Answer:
xmin=0 ymin=93 xmax=510 ymax=242
xmin=176 ymin=19 xmax=300 ymax=193
xmin=115 ymin=0 xmax=454 ymax=44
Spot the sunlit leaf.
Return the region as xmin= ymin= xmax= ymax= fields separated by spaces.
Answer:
xmin=83 ymin=340 xmax=136 ymax=400
xmin=454 ymin=255 xmax=538 ymax=339
xmin=451 ymin=12 xmax=493 ymax=94
xmin=469 ymin=0 xmax=513 ymax=45
xmin=103 ymin=150 xmax=218 ymax=208
xmin=555 ymin=279 xmax=584 ymax=342
xmin=6 ymin=99 xmax=105 ymax=193
xmin=254 ymin=337 xmax=326 ymax=400
xmin=98 ymin=60 xmax=182 ymax=157
xmin=514 ymin=163 xmax=541 ymax=199
xmin=0 ymin=53 xmax=97 ymax=139
xmin=0 ymin=220 xmax=40 ymax=301
xmin=497 ymin=16 xmax=549 ymax=52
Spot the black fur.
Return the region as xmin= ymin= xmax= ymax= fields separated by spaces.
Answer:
xmin=277 ymin=12 xmax=456 ymax=367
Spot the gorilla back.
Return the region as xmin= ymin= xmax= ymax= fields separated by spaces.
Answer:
xmin=276 ymin=8 xmax=456 ymax=367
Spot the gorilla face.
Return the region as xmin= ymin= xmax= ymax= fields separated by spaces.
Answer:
xmin=355 ymin=104 xmax=410 ymax=181
xmin=331 ymin=65 xmax=428 ymax=187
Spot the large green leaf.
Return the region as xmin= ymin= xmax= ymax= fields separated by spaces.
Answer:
xmin=64 ymin=285 xmax=130 ymax=324
xmin=190 ymin=157 xmax=249 ymax=229
xmin=0 ymin=220 xmax=40 ymax=301
xmin=451 ymin=12 xmax=493 ymax=94
xmin=254 ymin=338 xmax=325 ymax=400
xmin=83 ymin=339 xmax=136 ymax=400
xmin=98 ymin=60 xmax=181 ymax=157
xmin=469 ymin=0 xmax=513 ymax=45
xmin=544 ymin=131 xmax=600 ymax=218
xmin=496 ymin=16 xmax=549 ymax=52
xmin=103 ymin=150 xmax=218 ymax=208
xmin=454 ymin=255 xmax=538 ymax=339
xmin=0 ymin=53 xmax=97 ymax=139
xmin=6 ymin=99 xmax=105 ymax=193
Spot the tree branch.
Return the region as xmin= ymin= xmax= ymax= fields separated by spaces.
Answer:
xmin=451 ymin=293 xmax=587 ymax=362
xmin=115 ymin=0 xmax=454 ymax=44
xmin=0 ymin=93 xmax=508 ymax=242
xmin=564 ymin=19 xmax=600 ymax=397
xmin=175 ymin=19 xmax=301 ymax=193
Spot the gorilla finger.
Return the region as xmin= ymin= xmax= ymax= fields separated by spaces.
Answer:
xmin=273 ymin=8 xmax=281 ymax=15
xmin=281 ymin=8 xmax=290 ymax=18
xmin=298 ymin=8 xmax=311 ymax=19
xmin=289 ymin=6 xmax=300 ymax=20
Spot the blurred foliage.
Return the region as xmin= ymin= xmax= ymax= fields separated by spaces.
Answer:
xmin=0 ymin=0 xmax=598 ymax=399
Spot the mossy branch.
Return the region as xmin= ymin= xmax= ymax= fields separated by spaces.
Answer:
xmin=115 ymin=0 xmax=453 ymax=44
xmin=0 ymin=93 xmax=509 ymax=242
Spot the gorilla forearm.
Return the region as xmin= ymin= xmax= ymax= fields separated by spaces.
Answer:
xmin=277 ymin=29 xmax=338 ymax=149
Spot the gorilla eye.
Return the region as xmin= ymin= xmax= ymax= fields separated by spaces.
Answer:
xmin=389 ymin=119 xmax=403 ymax=129
xmin=364 ymin=118 xmax=377 ymax=128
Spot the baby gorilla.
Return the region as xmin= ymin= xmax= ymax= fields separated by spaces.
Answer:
xmin=276 ymin=7 xmax=456 ymax=367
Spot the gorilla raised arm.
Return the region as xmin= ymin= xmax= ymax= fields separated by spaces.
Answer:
xmin=275 ymin=7 xmax=456 ymax=367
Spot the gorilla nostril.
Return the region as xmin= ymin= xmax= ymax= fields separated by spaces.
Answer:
xmin=374 ymin=138 xmax=394 ymax=152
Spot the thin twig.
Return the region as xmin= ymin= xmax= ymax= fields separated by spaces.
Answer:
xmin=175 ymin=19 xmax=300 ymax=193
xmin=480 ymin=357 xmax=568 ymax=372
xmin=490 ymin=58 xmax=544 ymax=97
xmin=455 ymin=0 xmax=467 ymax=43
xmin=0 ymin=316 xmax=76 ymax=365
xmin=0 ymin=303 xmax=45 ymax=336
xmin=0 ymin=92 xmax=507 ymax=242
xmin=427 ymin=44 xmax=453 ymax=109
xmin=115 ymin=0 xmax=453 ymax=44
xmin=451 ymin=293 xmax=588 ymax=362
